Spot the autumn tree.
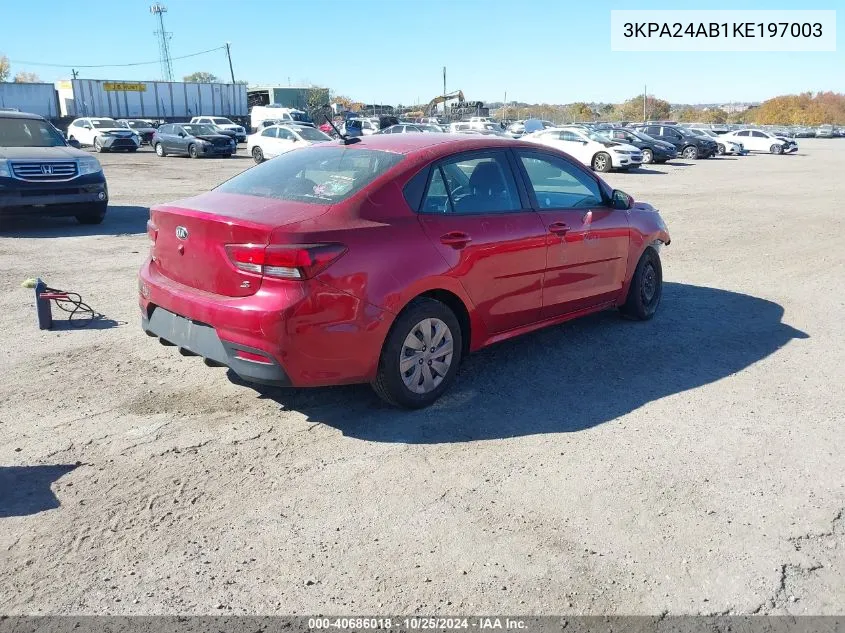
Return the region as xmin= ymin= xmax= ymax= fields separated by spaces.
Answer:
xmin=183 ymin=71 xmax=219 ymax=83
xmin=566 ymin=102 xmax=595 ymax=122
xmin=13 ymin=71 xmax=41 ymax=83
xmin=618 ymin=94 xmax=671 ymax=121
xmin=0 ymin=55 xmax=10 ymax=82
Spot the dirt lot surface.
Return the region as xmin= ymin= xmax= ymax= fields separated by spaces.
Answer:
xmin=1 ymin=141 xmax=843 ymax=616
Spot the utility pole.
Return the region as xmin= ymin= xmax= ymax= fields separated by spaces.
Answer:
xmin=442 ymin=66 xmax=446 ymax=118
xmin=225 ymin=42 xmax=236 ymax=84
xmin=71 ymin=69 xmax=79 ymax=79
xmin=643 ymin=84 xmax=647 ymax=121
xmin=503 ymin=91 xmax=507 ymax=120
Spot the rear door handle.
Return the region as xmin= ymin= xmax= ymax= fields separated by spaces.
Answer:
xmin=440 ymin=231 xmax=472 ymax=248
xmin=548 ymin=222 xmax=570 ymax=235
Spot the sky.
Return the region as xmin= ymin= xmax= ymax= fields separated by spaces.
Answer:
xmin=2 ymin=0 xmax=842 ymax=106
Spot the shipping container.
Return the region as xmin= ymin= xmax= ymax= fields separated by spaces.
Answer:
xmin=55 ymin=79 xmax=248 ymax=120
xmin=0 ymin=83 xmax=60 ymax=118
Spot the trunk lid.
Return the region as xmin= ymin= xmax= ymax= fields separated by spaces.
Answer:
xmin=150 ymin=192 xmax=330 ymax=297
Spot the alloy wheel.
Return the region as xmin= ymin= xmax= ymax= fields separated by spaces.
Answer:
xmin=399 ymin=318 xmax=454 ymax=394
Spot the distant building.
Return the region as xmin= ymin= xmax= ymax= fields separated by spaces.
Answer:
xmin=247 ymin=85 xmax=328 ymax=110
xmin=721 ymin=103 xmax=757 ymax=114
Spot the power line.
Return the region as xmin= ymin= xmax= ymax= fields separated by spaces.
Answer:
xmin=8 ymin=46 xmax=226 ymax=69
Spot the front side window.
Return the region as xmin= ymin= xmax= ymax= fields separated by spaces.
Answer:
xmin=421 ymin=152 xmax=521 ymax=215
xmin=518 ymin=152 xmax=603 ymax=209
xmin=182 ymin=124 xmax=216 ymax=136
xmin=261 ymin=128 xmax=276 ymax=138
xmin=216 ymin=146 xmax=404 ymax=204
xmin=277 ymin=128 xmax=295 ymax=141
xmin=751 ymin=131 xmax=767 ymax=138
xmin=735 ymin=131 xmax=749 ymax=137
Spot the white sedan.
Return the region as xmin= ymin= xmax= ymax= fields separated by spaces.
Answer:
xmin=721 ymin=129 xmax=798 ymax=154
xmin=247 ymin=124 xmax=332 ymax=163
xmin=687 ymin=128 xmax=744 ymax=155
xmin=523 ymin=126 xmax=642 ymax=172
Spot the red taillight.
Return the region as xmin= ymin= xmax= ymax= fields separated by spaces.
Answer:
xmin=147 ymin=219 xmax=158 ymax=243
xmin=225 ymin=243 xmax=346 ymax=280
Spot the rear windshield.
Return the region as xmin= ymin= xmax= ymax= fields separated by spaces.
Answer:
xmin=217 ymin=146 xmax=404 ymax=204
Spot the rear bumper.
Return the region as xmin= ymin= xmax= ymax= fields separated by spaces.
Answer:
xmin=141 ymin=307 xmax=290 ymax=385
xmin=138 ymin=259 xmax=392 ymax=388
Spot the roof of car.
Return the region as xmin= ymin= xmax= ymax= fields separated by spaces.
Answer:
xmin=0 ymin=110 xmax=45 ymax=120
xmin=332 ymin=133 xmax=528 ymax=156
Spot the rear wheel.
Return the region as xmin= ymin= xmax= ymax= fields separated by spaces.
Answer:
xmin=592 ymin=152 xmax=611 ymax=172
xmin=771 ymin=144 xmax=784 ymax=155
xmin=641 ymin=148 xmax=653 ymax=164
xmin=371 ymin=298 xmax=463 ymax=409
xmin=75 ymin=201 xmax=108 ymax=225
xmin=620 ymin=247 xmax=663 ymax=321
xmin=188 ymin=143 xmax=199 ymax=159
xmin=682 ymin=145 xmax=698 ymax=160
xmin=252 ymin=146 xmax=264 ymax=163
xmin=155 ymin=143 xmax=166 ymax=157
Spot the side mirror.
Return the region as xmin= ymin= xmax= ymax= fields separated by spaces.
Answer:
xmin=67 ymin=138 xmax=81 ymax=149
xmin=84 ymin=125 xmax=92 ymax=130
xmin=581 ymin=140 xmax=588 ymax=145
xmin=611 ymin=189 xmax=634 ymax=210
xmin=290 ymin=137 xmax=298 ymax=142
xmin=178 ymin=132 xmax=186 ymax=138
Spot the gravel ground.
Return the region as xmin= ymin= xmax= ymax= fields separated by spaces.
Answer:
xmin=1 ymin=140 xmax=843 ymax=616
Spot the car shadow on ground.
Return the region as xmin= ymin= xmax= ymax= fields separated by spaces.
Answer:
xmin=233 ymin=282 xmax=809 ymax=444
xmin=0 ymin=205 xmax=149 ymax=238
xmin=0 ymin=464 xmax=78 ymax=518
xmin=626 ymin=168 xmax=665 ymax=175
xmin=50 ymin=316 xmax=125 ymax=330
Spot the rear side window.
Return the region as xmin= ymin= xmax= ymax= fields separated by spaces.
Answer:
xmin=216 ymin=146 xmax=404 ymax=204
xmin=421 ymin=151 xmax=521 ymax=214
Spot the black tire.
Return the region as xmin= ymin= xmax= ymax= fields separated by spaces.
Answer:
xmin=641 ymin=148 xmax=653 ymax=164
xmin=592 ymin=151 xmax=612 ymax=173
xmin=620 ymin=247 xmax=663 ymax=321
xmin=771 ymin=144 xmax=784 ymax=155
xmin=188 ymin=144 xmax=199 ymax=159
xmin=75 ymin=201 xmax=108 ymax=225
xmin=682 ymin=145 xmax=699 ymax=160
xmin=654 ymin=159 xmax=667 ymax=164
xmin=371 ymin=297 xmax=463 ymax=409
xmin=252 ymin=146 xmax=264 ymax=163
xmin=717 ymin=144 xmax=726 ymax=155
xmin=155 ymin=143 xmax=166 ymax=157
xmin=128 ymin=147 xmax=138 ymax=152
xmin=93 ymin=137 xmax=105 ymax=153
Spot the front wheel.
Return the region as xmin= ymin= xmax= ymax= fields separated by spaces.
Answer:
xmin=592 ymin=151 xmax=611 ymax=173
xmin=188 ymin=143 xmax=199 ymax=159
xmin=641 ymin=148 xmax=653 ymax=164
xmin=371 ymin=298 xmax=463 ymax=409
xmin=717 ymin=144 xmax=726 ymax=155
xmin=252 ymin=146 xmax=264 ymax=163
xmin=75 ymin=201 xmax=108 ymax=225
xmin=620 ymin=247 xmax=663 ymax=321
xmin=155 ymin=143 xmax=166 ymax=157
xmin=771 ymin=144 xmax=784 ymax=155
xmin=93 ymin=137 xmax=105 ymax=153
xmin=682 ymin=145 xmax=698 ymax=160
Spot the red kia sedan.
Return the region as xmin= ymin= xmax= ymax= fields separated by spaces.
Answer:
xmin=140 ymin=134 xmax=670 ymax=408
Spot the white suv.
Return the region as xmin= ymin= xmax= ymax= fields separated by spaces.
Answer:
xmin=190 ymin=117 xmax=246 ymax=142
xmin=67 ymin=117 xmax=140 ymax=152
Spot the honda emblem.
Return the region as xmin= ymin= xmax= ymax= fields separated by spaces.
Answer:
xmin=41 ymin=164 xmax=53 ymax=175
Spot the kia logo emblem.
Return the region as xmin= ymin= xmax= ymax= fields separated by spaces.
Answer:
xmin=175 ymin=226 xmax=189 ymax=240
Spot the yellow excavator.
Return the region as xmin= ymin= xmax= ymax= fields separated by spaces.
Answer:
xmin=424 ymin=90 xmax=465 ymax=117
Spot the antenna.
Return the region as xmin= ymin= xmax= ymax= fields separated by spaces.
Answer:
xmin=150 ymin=4 xmax=174 ymax=82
